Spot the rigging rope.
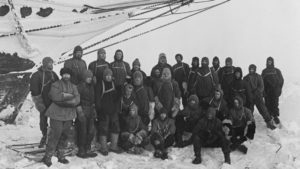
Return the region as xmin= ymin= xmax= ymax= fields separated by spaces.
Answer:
xmin=56 ymin=0 xmax=230 ymax=63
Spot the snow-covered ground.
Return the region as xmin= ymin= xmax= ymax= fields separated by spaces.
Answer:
xmin=0 ymin=80 xmax=300 ymax=169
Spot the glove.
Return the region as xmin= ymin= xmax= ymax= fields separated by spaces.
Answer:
xmin=76 ymin=106 xmax=85 ymax=121
xmin=154 ymin=96 xmax=163 ymax=111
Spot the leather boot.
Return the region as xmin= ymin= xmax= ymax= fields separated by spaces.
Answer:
xmin=109 ymin=133 xmax=123 ymax=154
xmin=57 ymin=149 xmax=69 ymax=164
xmin=39 ymin=135 xmax=47 ymax=148
xmin=77 ymin=147 xmax=88 ymax=158
xmin=224 ymin=152 xmax=231 ymax=164
xmin=42 ymin=153 xmax=52 ymax=167
xmin=192 ymin=151 xmax=201 ymax=164
xmin=99 ymin=136 xmax=108 ymax=156
xmin=266 ymin=120 xmax=276 ymax=130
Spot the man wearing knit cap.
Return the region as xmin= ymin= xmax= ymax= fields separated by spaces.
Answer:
xmin=88 ymin=48 xmax=110 ymax=84
xmin=172 ymin=53 xmax=190 ymax=107
xmin=262 ymin=57 xmax=284 ymax=125
xmin=131 ymin=58 xmax=147 ymax=80
xmin=30 ymin=57 xmax=59 ymax=148
xmin=187 ymin=57 xmax=200 ymax=96
xmin=42 ymin=67 xmax=80 ymax=167
xmin=76 ymin=70 xmax=98 ymax=158
xmin=192 ymin=57 xmax=218 ymax=101
xmin=64 ymin=45 xmax=87 ymax=85
xmin=244 ymin=64 xmax=276 ymax=129
xmin=218 ymin=57 xmax=235 ymax=104
xmin=150 ymin=53 xmax=173 ymax=79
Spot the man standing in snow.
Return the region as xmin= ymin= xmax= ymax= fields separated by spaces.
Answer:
xmin=187 ymin=57 xmax=200 ymax=97
xmin=42 ymin=68 xmax=80 ymax=167
xmin=30 ymin=57 xmax=59 ymax=148
xmin=244 ymin=64 xmax=276 ymax=129
xmin=192 ymin=106 xmax=231 ymax=164
xmin=218 ymin=57 xmax=235 ymax=104
xmin=261 ymin=57 xmax=284 ymax=125
xmin=172 ymin=53 xmax=190 ymax=107
xmin=64 ymin=45 xmax=87 ymax=85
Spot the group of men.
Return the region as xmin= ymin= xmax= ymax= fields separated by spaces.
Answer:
xmin=30 ymin=45 xmax=284 ymax=167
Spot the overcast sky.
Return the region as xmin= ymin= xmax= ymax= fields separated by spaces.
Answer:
xmin=80 ymin=0 xmax=300 ymax=81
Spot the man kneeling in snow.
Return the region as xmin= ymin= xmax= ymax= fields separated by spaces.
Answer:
xmin=224 ymin=96 xmax=256 ymax=154
xmin=150 ymin=108 xmax=176 ymax=160
xmin=119 ymin=103 xmax=148 ymax=154
xmin=192 ymin=106 xmax=231 ymax=164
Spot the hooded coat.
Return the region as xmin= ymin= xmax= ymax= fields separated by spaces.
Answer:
xmin=30 ymin=66 xmax=59 ymax=109
xmin=64 ymin=50 xmax=87 ymax=85
xmin=204 ymin=88 xmax=229 ymax=121
xmin=187 ymin=57 xmax=200 ymax=93
xmin=150 ymin=57 xmax=173 ymax=79
xmin=88 ymin=59 xmax=110 ymax=84
xmin=193 ymin=58 xmax=218 ymax=100
xmin=210 ymin=56 xmax=221 ymax=74
xmin=227 ymin=96 xmax=254 ymax=128
xmin=180 ymin=95 xmax=204 ymax=124
xmin=151 ymin=117 xmax=176 ymax=139
xmin=110 ymin=49 xmax=131 ymax=87
xmin=261 ymin=57 xmax=284 ymax=97
xmin=244 ymin=64 xmax=264 ymax=98
xmin=218 ymin=61 xmax=235 ymax=101
xmin=229 ymin=67 xmax=253 ymax=108
xmin=172 ymin=61 xmax=190 ymax=87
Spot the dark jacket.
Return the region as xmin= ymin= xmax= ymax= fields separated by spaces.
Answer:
xmin=193 ymin=66 xmax=218 ymax=100
xmin=110 ymin=55 xmax=131 ymax=87
xmin=88 ymin=59 xmax=110 ymax=83
xmin=218 ymin=66 xmax=235 ymax=96
xmin=77 ymin=82 xmax=95 ymax=107
xmin=134 ymin=85 xmax=154 ymax=117
xmin=179 ymin=95 xmax=204 ymax=124
xmin=192 ymin=116 xmax=225 ymax=144
xmin=244 ymin=72 xmax=265 ymax=98
xmin=204 ymin=94 xmax=229 ymax=121
xmin=150 ymin=63 xmax=173 ymax=79
xmin=30 ymin=66 xmax=59 ymax=107
xmin=153 ymin=79 xmax=181 ymax=113
xmin=123 ymin=115 xmax=147 ymax=134
xmin=229 ymin=67 xmax=253 ymax=107
xmin=172 ymin=62 xmax=190 ymax=85
xmin=64 ymin=58 xmax=87 ymax=85
xmin=151 ymin=117 xmax=176 ymax=139
xmin=187 ymin=67 xmax=199 ymax=93
xmin=262 ymin=65 xmax=284 ymax=97
xmin=227 ymin=97 xmax=254 ymax=128
xmin=45 ymin=80 xmax=80 ymax=121
xmin=95 ymin=80 xmax=121 ymax=115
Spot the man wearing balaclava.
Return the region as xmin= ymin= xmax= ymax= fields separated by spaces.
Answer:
xmin=245 ymin=64 xmax=276 ymax=130
xmin=30 ymin=57 xmax=59 ymax=148
xmin=261 ymin=57 xmax=284 ymax=125
xmin=218 ymin=57 xmax=235 ymax=103
xmin=210 ymin=56 xmax=221 ymax=74
xmin=192 ymin=57 xmax=218 ymax=101
xmin=64 ymin=45 xmax=87 ymax=85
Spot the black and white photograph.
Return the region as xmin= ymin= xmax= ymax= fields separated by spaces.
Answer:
xmin=0 ymin=0 xmax=299 ymax=168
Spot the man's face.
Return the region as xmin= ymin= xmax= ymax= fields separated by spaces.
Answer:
xmin=125 ymin=86 xmax=133 ymax=97
xmin=105 ymin=75 xmax=112 ymax=82
xmin=129 ymin=107 xmax=136 ymax=116
xmin=159 ymin=56 xmax=167 ymax=64
xmin=226 ymin=61 xmax=232 ymax=67
xmin=154 ymin=69 xmax=160 ymax=77
xmin=161 ymin=69 xmax=171 ymax=80
xmin=62 ymin=74 xmax=71 ymax=81
xmin=267 ymin=60 xmax=273 ymax=66
xmin=188 ymin=100 xmax=196 ymax=108
xmin=133 ymin=65 xmax=140 ymax=71
xmin=235 ymin=71 xmax=241 ymax=79
xmin=133 ymin=77 xmax=143 ymax=86
xmin=116 ymin=51 xmax=123 ymax=60
xmin=192 ymin=60 xmax=198 ymax=67
xmin=175 ymin=56 xmax=182 ymax=63
xmin=74 ymin=51 xmax=83 ymax=59
xmin=213 ymin=60 xmax=219 ymax=66
xmin=214 ymin=91 xmax=221 ymax=100
xmin=160 ymin=113 xmax=167 ymax=120
xmin=85 ymin=77 xmax=92 ymax=84
xmin=234 ymin=99 xmax=240 ymax=108
xmin=201 ymin=60 xmax=208 ymax=66
xmin=249 ymin=68 xmax=255 ymax=74
xmin=207 ymin=109 xmax=215 ymax=120
xmin=98 ymin=52 xmax=106 ymax=60
xmin=45 ymin=61 xmax=53 ymax=71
